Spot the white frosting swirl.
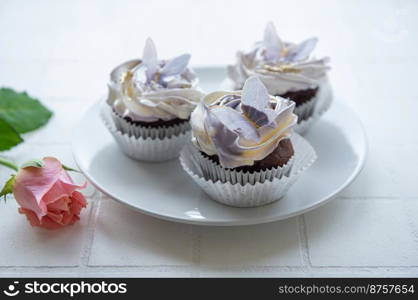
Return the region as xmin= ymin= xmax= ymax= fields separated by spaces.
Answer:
xmin=107 ymin=39 xmax=204 ymax=122
xmin=227 ymin=22 xmax=330 ymax=95
xmin=191 ymin=77 xmax=297 ymax=168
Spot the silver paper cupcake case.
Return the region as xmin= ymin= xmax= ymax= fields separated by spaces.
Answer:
xmin=180 ymin=134 xmax=317 ymax=207
xmin=194 ymin=149 xmax=294 ymax=185
xmin=294 ymin=79 xmax=333 ymax=134
xmin=110 ymin=110 xmax=190 ymax=139
xmin=101 ymin=104 xmax=190 ymax=162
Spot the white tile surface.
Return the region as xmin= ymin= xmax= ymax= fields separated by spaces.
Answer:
xmin=198 ymin=218 xmax=303 ymax=267
xmin=89 ymin=199 xmax=193 ymax=266
xmin=0 ymin=62 xmax=48 ymax=97
xmin=23 ymin=99 xmax=91 ymax=145
xmin=305 ymin=199 xmax=418 ymax=267
xmin=39 ymin=62 xmax=109 ymax=100
xmin=341 ymin=143 xmax=418 ymax=198
xmin=0 ymin=198 xmax=92 ymax=266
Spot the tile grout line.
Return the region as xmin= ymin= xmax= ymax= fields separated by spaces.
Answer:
xmin=3 ymin=266 xmax=418 ymax=278
xmin=401 ymin=201 xmax=418 ymax=246
xmin=338 ymin=196 xmax=418 ymax=200
xmin=190 ymin=226 xmax=201 ymax=278
xmin=79 ymin=194 xmax=102 ymax=268
xmin=19 ymin=142 xmax=71 ymax=147
xmin=2 ymin=265 xmax=418 ymax=271
xmin=298 ymin=215 xmax=312 ymax=274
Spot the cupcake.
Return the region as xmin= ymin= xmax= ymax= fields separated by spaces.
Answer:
xmin=227 ymin=22 xmax=332 ymax=133
xmin=180 ymin=76 xmax=317 ymax=207
xmin=102 ymin=38 xmax=205 ymax=161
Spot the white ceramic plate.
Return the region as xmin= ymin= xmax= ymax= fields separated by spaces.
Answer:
xmin=72 ymin=67 xmax=367 ymax=226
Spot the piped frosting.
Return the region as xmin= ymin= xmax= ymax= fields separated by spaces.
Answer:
xmin=107 ymin=38 xmax=204 ymax=122
xmin=227 ymin=22 xmax=330 ymax=95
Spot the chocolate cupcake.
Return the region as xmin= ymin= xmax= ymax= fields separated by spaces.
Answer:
xmin=180 ymin=76 xmax=317 ymax=207
xmin=227 ymin=22 xmax=332 ymax=133
xmin=201 ymin=138 xmax=294 ymax=173
xmin=102 ymin=38 xmax=205 ymax=161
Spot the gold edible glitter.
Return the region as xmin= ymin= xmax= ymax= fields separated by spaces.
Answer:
xmin=261 ymin=64 xmax=301 ymax=74
xmin=153 ymin=72 xmax=161 ymax=82
xmin=121 ymin=71 xmax=133 ymax=82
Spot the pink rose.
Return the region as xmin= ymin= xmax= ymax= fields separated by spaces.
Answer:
xmin=13 ymin=157 xmax=87 ymax=230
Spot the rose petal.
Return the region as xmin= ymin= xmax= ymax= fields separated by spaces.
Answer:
xmin=46 ymin=211 xmax=64 ymax=223
xmin=47 ymin=196 xmax=70 ymax=212
xmin=263 ymin=21 xmax=282 ymax=63
xmin=69 ymin=191 xmax=87 ymax=215
xmin=60 ymin=211 xmax=74 ymax=226
xmin=13 ymin=157 xmax=63 ymax=219
xmin=39 ymin=216 xmax=66 ymax=230
xmin=41 ymin=176 xmax=86 ymax=206
xmin=18 ymin=208 xmax=41 ymax=227
xmin=14 ymin=156 xmax=87 ymax=225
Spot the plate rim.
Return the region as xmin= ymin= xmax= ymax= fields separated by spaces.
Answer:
xmin=72 ymin=86 xmax=367 ymax=226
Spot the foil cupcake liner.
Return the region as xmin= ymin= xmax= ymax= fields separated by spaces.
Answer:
xmin=294 ymin=79 xmax=333 ymax=134
xmin=294 ymin=97 xmax=317 ymax=123
xmin=101 ymin=104 xmax=190 ymax=161
xmin=110 ymin=110 xmax=190 ymax=139
xmin=194 ymin=150 xmax=294 ymax=185
xmin=179 ymin=134 xmax=316 ymax=207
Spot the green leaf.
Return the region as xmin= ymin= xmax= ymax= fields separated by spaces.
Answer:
xmin=0 ymin=174 xmax=16 ymax=201
xmin=0 ymin=118 xmax=23 ymax=151
xmin=0 ymin=88 xmax=52 ymax=133
xmin=21 ymin=159 xmax=44 ymax=169
xmin=62 ymin=164 xmax=80 ymax=173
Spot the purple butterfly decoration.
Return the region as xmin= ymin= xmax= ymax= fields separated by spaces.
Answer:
xmin=140 ymin=37 xmax=191 ymax=84
xmin=240 ymin=76 xmax=277 ymax=127
xmin=263 ymin=22 xmax=318 ymax=63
